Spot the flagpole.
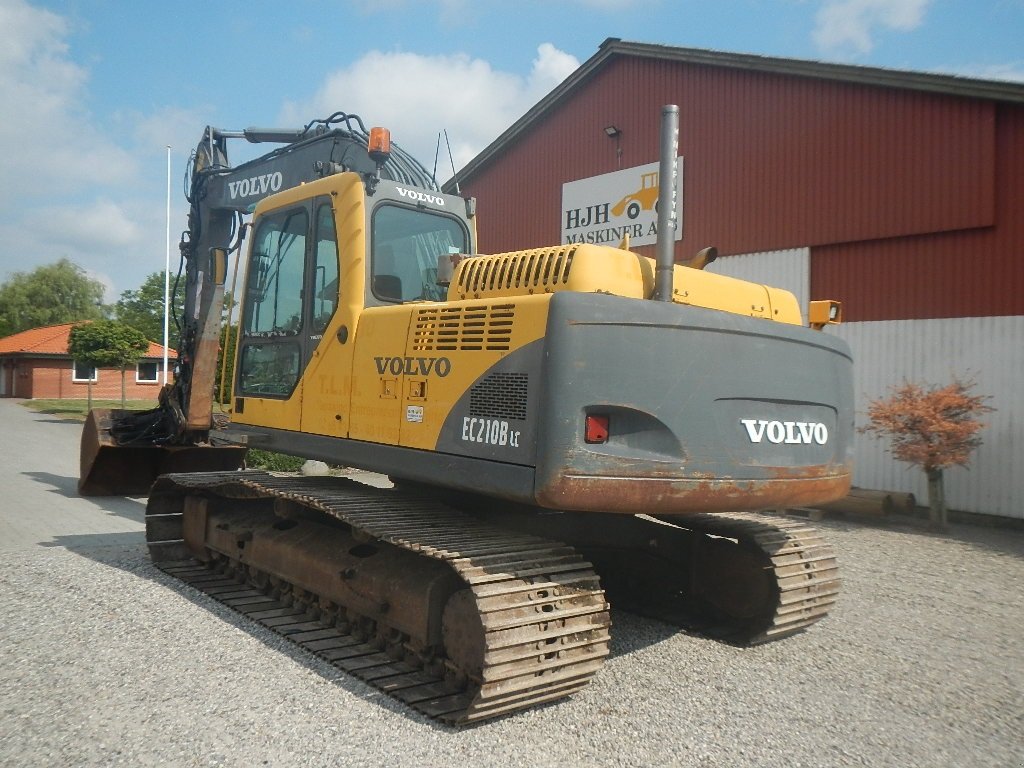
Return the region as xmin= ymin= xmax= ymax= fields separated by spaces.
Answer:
xmin=163 ymin=145 xmax=171 ymax=385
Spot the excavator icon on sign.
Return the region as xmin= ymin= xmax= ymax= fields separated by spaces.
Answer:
xmin=611 ymin=171 xmax=659 ymax=219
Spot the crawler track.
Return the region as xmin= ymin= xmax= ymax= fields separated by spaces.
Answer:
xmin=145 ymin=471 xmax=611 ymax=725
xmin=466 ymin=504 xmax=840 ymax=645
xmin=661 ymin=512 xmax=840 ymax=644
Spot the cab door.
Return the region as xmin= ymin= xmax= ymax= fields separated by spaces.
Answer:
xmin=298 ymin=199 xmax=354 ymax=437
xmin=232 ymin=202 xmax=311 ymax=431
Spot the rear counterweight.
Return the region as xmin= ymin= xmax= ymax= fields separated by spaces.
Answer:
xmin=533 ymin=292 xmax=854 ymax=513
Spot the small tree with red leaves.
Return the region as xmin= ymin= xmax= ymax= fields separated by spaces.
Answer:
xmin=860 ymin=379 xmax=993 ymax=530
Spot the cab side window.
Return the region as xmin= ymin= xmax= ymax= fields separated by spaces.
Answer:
xmin=311 ymin=204 xmax=339 ymax=334
xmin=244 ymin=208 xmax=307 ymax=336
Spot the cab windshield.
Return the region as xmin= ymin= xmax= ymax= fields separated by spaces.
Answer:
xmin=371 ymin=204 xmax=468 ymax=302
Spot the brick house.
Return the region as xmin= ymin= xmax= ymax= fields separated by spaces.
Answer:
xmin=0 ymin=323 xmax=175 ymax=400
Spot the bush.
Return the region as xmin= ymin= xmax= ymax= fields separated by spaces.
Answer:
xmin=860 ymin=377 xmax=993 ymax=530
xmin=246 ymin=449 xmax=306 ymax=472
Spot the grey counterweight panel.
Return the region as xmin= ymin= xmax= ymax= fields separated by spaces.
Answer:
xmin=434 ymin=340 xmax=545 ymax=467
xmin=534 ymin=292 xmax=854 ymax=513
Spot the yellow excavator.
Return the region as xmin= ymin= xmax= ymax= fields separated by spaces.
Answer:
xmin=80 ymin=107 xmax=852 ymax=724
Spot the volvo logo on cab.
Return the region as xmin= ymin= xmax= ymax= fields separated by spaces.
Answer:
xmin=741 ymin=419 xmax=829 ymax=445
xmin=396 ymin=187 xmax=445 ymax=206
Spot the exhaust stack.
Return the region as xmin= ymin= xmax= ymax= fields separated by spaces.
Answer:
xmin=654 ymin=105 xmax=679 ymax=302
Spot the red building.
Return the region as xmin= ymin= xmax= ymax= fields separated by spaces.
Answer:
xmin=0 ymin=323 xmax=174 ymax=401
xmin=450 ymin=39 xmax=1024 ymax=519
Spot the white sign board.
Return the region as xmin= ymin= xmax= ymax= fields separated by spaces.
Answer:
xmin=561 ymin=159 xmax=683 ymax=248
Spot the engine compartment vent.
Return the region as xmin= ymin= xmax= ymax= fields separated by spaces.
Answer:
xmin=412 ymin=304 xmax=515 ymax=352
xmin=470 ymin=373 xmax=528 ymax=421
xmin=451 ymin=247 xmax=576 ymax=299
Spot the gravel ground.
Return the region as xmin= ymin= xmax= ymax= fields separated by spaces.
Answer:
xmin=1 ymin=401 xmax=1022 ymax=767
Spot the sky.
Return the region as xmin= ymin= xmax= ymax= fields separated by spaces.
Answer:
xmin=1 ymin=0 xmax=1022 ymax=302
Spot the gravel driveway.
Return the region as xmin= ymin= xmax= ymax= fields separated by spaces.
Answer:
xmin=1 ymin=399 xmax=1021 ymax=767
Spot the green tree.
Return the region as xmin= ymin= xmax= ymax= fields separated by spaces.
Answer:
xmin=68 ymin=321 xmax=150 ymax=409
xmin=113 ymin=271 xmax=184 ymax=351
xmin=860 ymin=378 xmax=994 ymax=531
xmin=216 ymin=322 xmax=240 ymax=405
xmin=0 ymin=259 xmax=105 ymax=337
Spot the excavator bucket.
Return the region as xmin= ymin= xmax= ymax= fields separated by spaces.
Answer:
xmin=79 ymin=408 xmax=248 ymax=497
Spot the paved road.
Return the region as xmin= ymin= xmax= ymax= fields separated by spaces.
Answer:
xmin=0 ymin=400 xmax=148 ymax=550
xmin=1 ymin=399 xmax=1022 ymax=767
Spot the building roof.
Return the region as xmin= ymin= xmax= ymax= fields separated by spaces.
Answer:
xmin=0 ymin=322 xmax=175 ymax=359
xmin=449 ymin=38 xmax=1024 ymax=190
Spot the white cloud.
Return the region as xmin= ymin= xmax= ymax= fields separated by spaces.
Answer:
xmin=118 ymin=105 xmax=212 ymax=159
xmin=81 ymin=267 xmax=118 ymax=304
xmin=1 ymin=193 xmax=166 ymax=301
xmin=532 ymin=43 xmax=581 ymax=86
xmin=813 ymin=0 xmax=931 ymax=55
xmin=0 ymin=1 xmax=187 ymax=299
xmin=0 ymin=0 xmax=135 ymax=204
xmin=280 ymin=44 xmax=580 ymax=180
xmin=30 ymin=199 xmax=142 ymax=252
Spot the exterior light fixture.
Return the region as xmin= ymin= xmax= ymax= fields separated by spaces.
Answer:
xmin=604 ymin=125 xmax=623 ymax=168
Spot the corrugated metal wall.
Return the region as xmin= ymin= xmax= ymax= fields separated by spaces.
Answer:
xmin=716 ymin=248 xmax=1022 ymax=518
xmin=708 ymin=248 xmax=810 ymax=317
xmin=830 ymin=316 xmax=1023 ymax=519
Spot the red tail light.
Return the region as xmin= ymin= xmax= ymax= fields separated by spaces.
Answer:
xmin=585 ymin=414 xmax=609 ymax=444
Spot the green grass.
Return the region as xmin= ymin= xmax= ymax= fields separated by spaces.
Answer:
xmin=21 ymin=399 xmax=158 ymax=421
xmin=245 ymin=449 xmax=307 ymax=472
